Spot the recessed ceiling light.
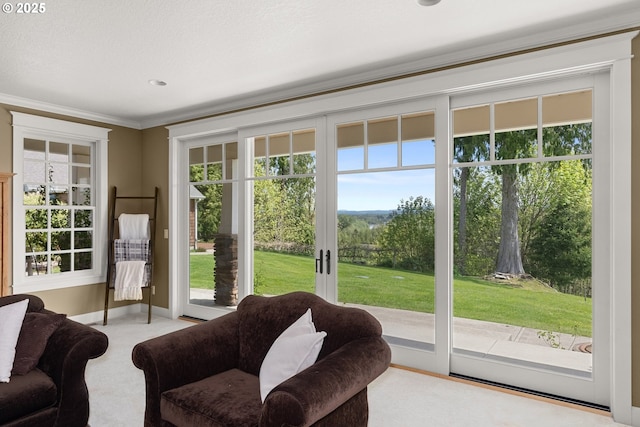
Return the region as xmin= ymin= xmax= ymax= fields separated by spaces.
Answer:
xmin=148 ymin=79 xmax=167 ymax=86
xmin=417 ymin=0 xmax=441 ymax=5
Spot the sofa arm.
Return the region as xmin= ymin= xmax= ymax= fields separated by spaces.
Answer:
xmin=260 ymin=336 xmax=391 ymax=427
xmin=38 ymin=318 xmax=109 ymax=427
xmin=132 ymin=311 xmax=240 ymax=427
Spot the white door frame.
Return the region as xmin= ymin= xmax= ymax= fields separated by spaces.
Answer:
xmin=447 ymin=73 xmax=610 ymax=406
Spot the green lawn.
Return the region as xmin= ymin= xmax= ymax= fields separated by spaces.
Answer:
xmin=189 ymin=253 xmax=217 ymax=289
xmin=190 ymin=250 xmax=591 ymax=336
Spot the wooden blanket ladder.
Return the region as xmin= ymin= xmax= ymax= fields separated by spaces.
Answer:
xmin=103 ymin=186 xmax=158 ymax=325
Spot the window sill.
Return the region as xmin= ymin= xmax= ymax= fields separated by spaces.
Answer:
xmin=13 ymin=271 xmax=107 ymax=293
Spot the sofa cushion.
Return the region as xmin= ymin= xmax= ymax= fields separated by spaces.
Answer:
xmin=0 ymin=368 xmax=57 ymax=424
xmin=0 ymin=299 xmax=29 ymax=382
xmin=13 ymin=312 xmax=66 ymax=375
xmin=161 ymin=368 xmax=261 ymax=427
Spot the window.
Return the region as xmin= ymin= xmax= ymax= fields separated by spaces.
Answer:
xmin=12 ymin=112 xmax=110 ymax=291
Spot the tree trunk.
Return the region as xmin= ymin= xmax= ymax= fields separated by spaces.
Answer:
xmin=496 ymin=167 xmax=525 ymax=275
xmin=457 ymin=167 xmax=469 ymax=275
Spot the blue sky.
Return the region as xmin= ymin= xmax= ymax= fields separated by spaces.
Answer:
xmin=338 ymin=169 xmax=435 ymax=211
xmin=336 ymin=139 xmax=436 ymax=211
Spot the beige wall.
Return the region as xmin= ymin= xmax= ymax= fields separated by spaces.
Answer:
xmin=141 ymin=126 xmax=170 ymax=308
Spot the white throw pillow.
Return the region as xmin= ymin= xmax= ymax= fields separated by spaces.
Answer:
xmin=278 ymin=307 xmax=316 ymax=338
xmin=259 ymin=308 xmax=327 ymax=402
xmin=0 ymin=299 xmax=29 ymax=383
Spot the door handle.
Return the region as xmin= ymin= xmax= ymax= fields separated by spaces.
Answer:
xmin=316 ymin=249 xmax=323 ymax=274
xmin=326 ymin=249 xmax=331 ymax=275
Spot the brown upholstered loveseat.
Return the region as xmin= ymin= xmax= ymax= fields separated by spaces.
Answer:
xmin=132 ymin=291 xmax=391 ymax=427
xmin=0 ymin=294 xmax=108 ymax=427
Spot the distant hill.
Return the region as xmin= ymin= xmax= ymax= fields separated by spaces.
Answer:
xmin=338 ymin=210 xmax=393 ymax=226
xmin=338 ymin=210 xmax=392 ymax=216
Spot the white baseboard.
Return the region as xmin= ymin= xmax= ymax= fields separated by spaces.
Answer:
xmin=69 ymin=304 xmax=171 ymax=325
xmin=631 ymin=406 xmax=640 ymax=427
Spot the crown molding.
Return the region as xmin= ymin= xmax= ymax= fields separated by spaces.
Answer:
xmin=2 ymin=5 xmax=638 ymax=131
xmin=141 ymin=7 xmax=640 ymax=129
xmin=0 ymin=92 xmax=142 ymax=129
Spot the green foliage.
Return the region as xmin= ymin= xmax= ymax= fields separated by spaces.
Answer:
xmin=517 ymin=162 xmax=555 ymax=265
xmin=536 ymin=330 xmax=563 ymax=349
xmin=454 ymin=134 xmax=489 ymax=162
xmin=543 ymin=124 xmax=592 ymax=158
xmin=253 ymin=176 xmax=289 ymax=242
xmin=191 ymin=164 xmax=224 ymax=241
xmin=453 ymin=123 xmax=593 ymax=291
xmin=253 ymin=259 xmax=266 ymax=295
xmin=377 ymin=196 xmax=435 ymax=272
xmin=193 ymin=154 xmax=316 ymax=247
xmin=495 ymin=129 xmax=537 ymax=164
xmin=529 ymin=200 xmax=591 ymax=290
xmin=337 ymin=214 xmax=381 ymax=247
xmin=253 ymin=156 xmax=316 ymax=247
xmin=526 ymin=160 xmax=592 ymax=292
xmin=23 ymin=186 xmax=92 ymax=272
xmin=196 ymin=184 xmax=223 ymax=241
xmin=454 ymin=167 xmax=501 ymax=276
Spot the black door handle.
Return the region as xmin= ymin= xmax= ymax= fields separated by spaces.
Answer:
xmin=326 ymin=250 xmax=331 ymax=275
xmin=316 ymin=249 xmax=323 ymax=274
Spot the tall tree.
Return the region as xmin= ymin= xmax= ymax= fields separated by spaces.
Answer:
xmin=493 ymin=129 xmax=536 ymax=275
xmin=453 ymin=134 xmax=489 ymax=274
xmin=461 ymin=167 xmax=501 ymax=275
xmin=517 ymin=162 xmax=555 ymax=265
xmin=493 ymin=123 xmax=591 ymax=276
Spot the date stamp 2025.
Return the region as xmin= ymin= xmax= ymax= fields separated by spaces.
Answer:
xmin=2 ymin=2 xmax=46 ymax=14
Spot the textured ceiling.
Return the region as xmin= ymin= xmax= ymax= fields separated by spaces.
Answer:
xmin=0 ymin=0 xmax=639 ymax=129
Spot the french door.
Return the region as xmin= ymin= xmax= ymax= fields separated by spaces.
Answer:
xmin=178 ymin=75 xmax=610 ymax=407
xmin=325 ymin=99 xmax=442 ymax=371
xmin=320 ymin=75 xmax=608 ymax=405
xmin=182 ymin=133 xmax=240 ymax=320
xmin=181 ymin=118 xmax=326 ymax=320
xmin=446 ymin=75 xmax=610 ymax=406
xmin=239 ymin=118 xmax=326 ymax=299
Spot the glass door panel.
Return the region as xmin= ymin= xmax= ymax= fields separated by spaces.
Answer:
xmin=250 ymin=128 xmax=317 ymax=296
xmin=187 ymin=141 xmax=239 ymax=308
xmin=451 ymin=88 xmax=600 ymax=403
xmin=334 ymin=110 xmax=437 ymax=351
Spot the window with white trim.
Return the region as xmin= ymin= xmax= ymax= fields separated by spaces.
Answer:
xmin=12 ymin=112 xmax=110 ymax=292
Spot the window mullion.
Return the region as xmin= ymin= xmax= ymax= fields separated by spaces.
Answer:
xmin=489 ymin=103 xmax=495 ymax=161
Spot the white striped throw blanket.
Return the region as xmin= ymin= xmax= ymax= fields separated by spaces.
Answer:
xmin=113 ymin=239 xmax=151 ymax=301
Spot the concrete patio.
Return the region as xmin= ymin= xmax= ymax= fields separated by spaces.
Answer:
xmin=189 ymin=288 xmax=593 ymax=376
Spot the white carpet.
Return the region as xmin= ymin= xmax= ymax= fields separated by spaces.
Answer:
xmin=368 ymin=368 xmax=625 ymax=427
xmin=85 ymin=314 xmax=627 ymax=427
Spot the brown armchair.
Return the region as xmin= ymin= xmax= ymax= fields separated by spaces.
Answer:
xmin=0 ymin=294 xmax=109 ymax=427
xmin=132 ymin=291 xmax=391 ymax=427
